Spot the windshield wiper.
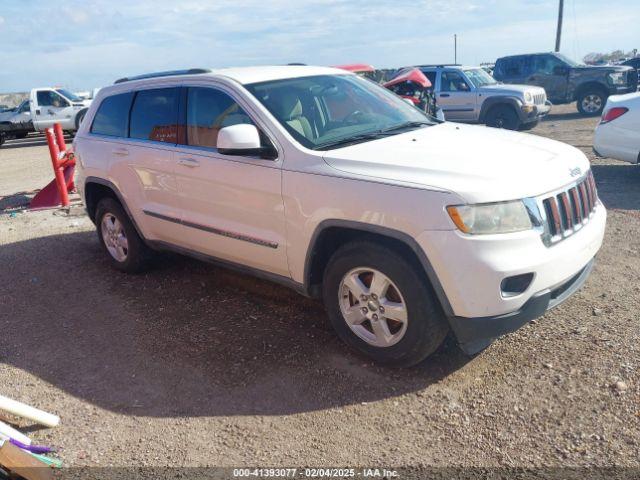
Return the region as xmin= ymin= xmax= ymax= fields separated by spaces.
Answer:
xmin=314 ymin=121 xmax=432 ymax=150
xmin=378 ymin=120 xmax=432 ymax=133
xmin=313 ymin=131 xmax=389 ymax=150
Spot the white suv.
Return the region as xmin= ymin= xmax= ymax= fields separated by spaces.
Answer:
xmin=74 ymin=66 xmax=606 ymax=366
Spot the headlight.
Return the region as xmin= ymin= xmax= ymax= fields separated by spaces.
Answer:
xmin=608 ymin=72 xmax=626 ymax=85
xmin=447 ymin=200 xmax=533 ymax=235
xmin=524 ymin=92 xmax=533 ymax=104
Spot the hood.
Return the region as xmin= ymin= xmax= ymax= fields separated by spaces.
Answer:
xmin=322 ymin=122 xmax=590 ymax=204
xmin=384 ymin=68 xmax=431 ymax=88
xmin=572 ymin=65 xmax=633 ymax=73
xmin=478 ymin=83 xmax=545 ymax=96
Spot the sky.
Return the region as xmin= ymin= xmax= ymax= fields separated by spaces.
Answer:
xmin=0 ymin=0 xmax=638 ymax=92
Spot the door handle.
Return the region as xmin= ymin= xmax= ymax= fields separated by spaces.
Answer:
xmin=112 ymin=148 xmax=129 ymax=156
xmin=178 ymin=157 xmax=200 ymax=168
xmin=35 ymin=109 xmax=41 ymax=115
xmin=440 ymin=93 xmax=450 ymax=97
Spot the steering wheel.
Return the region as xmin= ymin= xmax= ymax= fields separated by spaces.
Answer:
xmin=344 ymin=110 xmax=364 ymax=124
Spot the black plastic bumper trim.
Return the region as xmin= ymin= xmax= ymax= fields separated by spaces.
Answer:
xmin=449 ymin=258 xmax=595 ymax=355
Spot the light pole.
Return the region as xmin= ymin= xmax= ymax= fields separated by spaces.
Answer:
xmin=454 ymin=34 xmax=457 ymax=64
xmin=555 ymin=0 xmax=564 ymax=52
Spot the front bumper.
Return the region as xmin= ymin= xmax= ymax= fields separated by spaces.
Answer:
xmin=416 ymin=200 xmax=606 ymax=352
xmin=520 ymin=101 xmax=552 ymax=123
xmin=449 ymin=258 xmax=594 ymax=354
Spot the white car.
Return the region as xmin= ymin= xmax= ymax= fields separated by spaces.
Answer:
xmin=74 ymin=66 xmax=606 ymax=366
xmin=594 ymin=92 xmax=640 ymax=164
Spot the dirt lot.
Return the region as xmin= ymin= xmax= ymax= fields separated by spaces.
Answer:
xmin=0 ymin=104 xmax=638 ymax=473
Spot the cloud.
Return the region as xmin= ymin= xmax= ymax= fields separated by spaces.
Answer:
xmin=0 ymin=0 xmax=637 ymax=91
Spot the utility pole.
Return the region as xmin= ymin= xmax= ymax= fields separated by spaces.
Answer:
xmin=555 ymin=0 xmax=564 ymax=52
xmin=454 ymin=34 xmax=457 ymax=64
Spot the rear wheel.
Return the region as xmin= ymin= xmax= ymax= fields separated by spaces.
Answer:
xmin=577 ymin=89 xmax=606 ymax=115
xmin=485 ymin=105 xmax=521 ymax=130
xmin=322 ymin=241 xmax=449 ymax=366
xmin=95 ymin=198 xmax=152 ymax=273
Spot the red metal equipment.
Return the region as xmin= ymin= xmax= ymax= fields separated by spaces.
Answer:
xmin=383 ymin=68 xmax=432 ymax=89
xmin=29 ymin=123 xmax=76 ymax=209
xmin=333 ymin=63 xmax=376 ymax=74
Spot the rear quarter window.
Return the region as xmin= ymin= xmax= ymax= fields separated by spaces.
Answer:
xmin=129 ymin=88 xmax=179 ymax=143
xmin=90 ymin=92 xmax=134 ymax=137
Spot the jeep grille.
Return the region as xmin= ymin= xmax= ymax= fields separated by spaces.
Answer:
xmin=540 ymin=171 xmax=598 ymax=245
xmin=533 ymin=93 xmax=546 ymax=105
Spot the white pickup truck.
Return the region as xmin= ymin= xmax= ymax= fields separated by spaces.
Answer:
xmin=28 ymin=87 xmax=92 ymax=132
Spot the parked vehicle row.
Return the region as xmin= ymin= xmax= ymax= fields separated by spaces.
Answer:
xmin=75 ymin=66 xmax=605 ymax=366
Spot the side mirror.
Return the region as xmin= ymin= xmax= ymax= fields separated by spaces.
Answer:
xmin=217 ymin=124 xmax=277 ymax=159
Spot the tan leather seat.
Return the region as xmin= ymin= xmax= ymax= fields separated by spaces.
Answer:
xmin=270 ymin=91 xmax=313 ymax=139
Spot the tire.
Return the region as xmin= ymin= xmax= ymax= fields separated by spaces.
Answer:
xmin=577 ymin=89 xmax=606 ymax=116
xmin=484 ymin=105 xmax=521 ymax=130
xmin=322 ymin=241 xmax=449 ymax=367
xmin=485 ymin=105 xmax=520 ymax=130
xmin=95 ymin=198 xmax=152 ymax=273
xmin=75 ymin=109 xmax=87 ymax=130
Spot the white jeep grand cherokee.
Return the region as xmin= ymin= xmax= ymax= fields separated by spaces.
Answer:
xmin=75 ymin=66 xmax=606 ymax=366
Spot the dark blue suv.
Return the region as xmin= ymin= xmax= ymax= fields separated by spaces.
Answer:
xmin=494 ymin=52 xmax=637 ymax=115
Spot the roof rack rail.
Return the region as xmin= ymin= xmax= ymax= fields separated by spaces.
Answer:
xmin=415 ymin=64 xmax=462 ymax=68
xmin=114 ymin=68 xmax=212 ymax=84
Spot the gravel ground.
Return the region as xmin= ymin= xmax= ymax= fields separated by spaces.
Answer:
xmin=0 ymin=103 xmax=638 ymax=473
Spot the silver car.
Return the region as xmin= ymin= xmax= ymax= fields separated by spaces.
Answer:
xmin=0 ymin=100 xmax=32 ymax=125
xmin=418 ymin=65 xmax=551 ymax=130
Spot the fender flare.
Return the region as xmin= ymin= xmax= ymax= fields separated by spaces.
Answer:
xmin=75 ymin=108 xmax=89 ymax=130
xmin=303 ymin=219 xmax=455 ymax=317
xmin=573 ymin=81 xmax=609 ymax=101
xmin=84 ymin=176 xmax=145 ymax=239
xmin=478 ymin=96 xmax=524 ymax=123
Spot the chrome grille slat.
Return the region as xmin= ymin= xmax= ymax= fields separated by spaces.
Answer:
xmin=540 ymin=172 xmax=598 ymax=246
xmin=533 ymin=93 xmax=546 ymax=105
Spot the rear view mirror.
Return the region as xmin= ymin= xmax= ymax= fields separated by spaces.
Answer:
xmin=217 ymin=124 xmax=277 ymax=159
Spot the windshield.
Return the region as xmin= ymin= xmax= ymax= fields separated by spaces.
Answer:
xmin=245 ymin=74 xmax=435 ymax=150
xmin=553 ymin=53 xmax=583 ymax=67
xmin=463 ymin=68 xmax=497 ymax=87
xmin=55 ymin=88 xmax=82 ymax=102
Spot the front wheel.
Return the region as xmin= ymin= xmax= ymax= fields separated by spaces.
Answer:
xmin=322 ymin=241 xmax=449 ymax=367
xmin=577 ymin=90 xmax=606 ymax=115
xmin=484 ymin=105 xmax=521 ymax=130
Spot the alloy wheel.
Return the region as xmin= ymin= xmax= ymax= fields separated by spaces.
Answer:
xmin=101 ymin=213 xmax=129 ymax=262
xmin=582 ymin=94 xmax=602 ymax=114
xmin=338 ymin=267 xmax=408 ymax=347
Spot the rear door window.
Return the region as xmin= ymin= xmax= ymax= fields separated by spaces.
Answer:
xmin=129 ymin=88 xmax=179 ymax=143
xmin=423 ymin=71 xmax=437 ymax=87
xmin=90 ymin=92 xmax=134 ymax=137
